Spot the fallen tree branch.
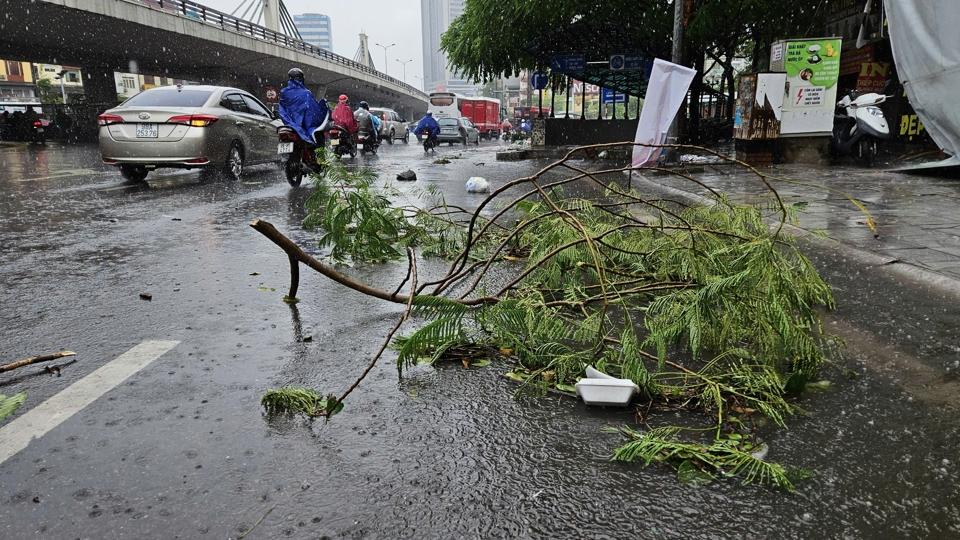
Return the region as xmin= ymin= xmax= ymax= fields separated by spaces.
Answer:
xmin=250 ymin=219 xmax=495 ymax=307
xmin=1 ymin=351 xmax=76 ymax=373
xmin=334 ymin=247 xmax=419 ymax=407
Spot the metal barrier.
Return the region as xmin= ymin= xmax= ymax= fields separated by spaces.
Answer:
xmin=136 ymin=0 xmax=427 ymax=99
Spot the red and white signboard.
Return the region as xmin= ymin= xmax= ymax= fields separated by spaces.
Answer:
xmin=264 ymin=85 xmax=279 ymax=104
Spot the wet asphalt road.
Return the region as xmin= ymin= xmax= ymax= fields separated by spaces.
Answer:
xmin=1 ymin=140 xmax=959 ymax=538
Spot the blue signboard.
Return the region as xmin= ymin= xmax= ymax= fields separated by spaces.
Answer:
xmin=549 ymin=54 xmax=586 ymax=72
xmin=601 ymin=88 xmax=626 ymax=103
xmin=609 ymin=54 xmax=647 ymax=71
xmin=531 ymin=72 xmax=549 ymax=90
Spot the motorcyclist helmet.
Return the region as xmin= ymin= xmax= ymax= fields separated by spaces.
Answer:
xmin=359 ymin=101 xmax=369 ymax=110
xmin=287 ymin=68 xmax=305 ymax=82
xmin=339 ymin=94 xmax=348 ymax=102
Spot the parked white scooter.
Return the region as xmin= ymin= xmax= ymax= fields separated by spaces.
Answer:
xmin=831 ymin=91 xmax=891 ymax=166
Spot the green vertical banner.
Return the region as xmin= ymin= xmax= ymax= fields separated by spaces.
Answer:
xmin=781 ymin=38 xmax=842 ymax=135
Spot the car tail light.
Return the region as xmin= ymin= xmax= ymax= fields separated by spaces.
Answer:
xmin=168 ymin=114 xmax=219 ymax=127
xmin=277 ymin=129 xmax=299 ymax=142
xmin=33 ymin=121 xmax=42 ymax=127
xmin=97 ymin=113 xmax=124 ymax=126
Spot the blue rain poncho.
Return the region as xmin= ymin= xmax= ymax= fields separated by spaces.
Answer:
xmin=278 ymin=78 xmax=330 ymax=143
xmin=413 ymin=114 xmax=439 ymax=135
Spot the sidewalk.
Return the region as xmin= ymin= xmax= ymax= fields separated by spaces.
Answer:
xmin=630 ymin=162 xmax=960 ymax=282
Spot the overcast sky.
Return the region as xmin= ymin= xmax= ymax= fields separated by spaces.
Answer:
xmin=202 ymin=0 xmax=425 ymax=88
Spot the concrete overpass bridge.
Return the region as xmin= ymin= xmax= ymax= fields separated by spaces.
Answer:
xmin=0 ymin=0 xmax=428 ymax=118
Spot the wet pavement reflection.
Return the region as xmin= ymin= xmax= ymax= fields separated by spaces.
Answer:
xmin=0 ymin=140 xmax=958 ymax=537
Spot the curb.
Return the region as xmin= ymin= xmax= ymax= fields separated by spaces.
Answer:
xmin=624 ymin=170 xmax=960 ymax=300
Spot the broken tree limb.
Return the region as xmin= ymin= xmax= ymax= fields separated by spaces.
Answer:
xmin=287 ymin=252 xmax=299 ymax=300
xmin=1 ymin=351 xmax=76 ymax=373
xmin=249 ymin=219 xmax=496 ymax=306
xmin=251 ymin=218 xmax=407 ymax=304
xmin=334 ymin=247 xmax=419 ymax=407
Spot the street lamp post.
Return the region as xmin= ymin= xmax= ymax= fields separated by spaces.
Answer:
xmin=395 ymin=58 xmax=413 ymax=85
xmin=56 ymin=70 xmax=68 ymax=104
xmin=374 ymin=42 xmax=396 ymax=76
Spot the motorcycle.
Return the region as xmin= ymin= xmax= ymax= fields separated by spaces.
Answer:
xmin=31 ymin=120 xmax=46 ymax=145
xmin=328 ymin=124 xmax=357 ymax=159
xmin=277 ymin=126 xmax=323 ymax=187
xmin=357 ymin=129 xmax=379 ymax=155
xmin=830 ymin=91 xmax=891 ymax=166
xmin=421 ymin=128 xmax=439 ymax=153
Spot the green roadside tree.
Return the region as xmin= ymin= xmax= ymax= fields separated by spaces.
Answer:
xmin=441 ymin=0 xmax=826 ymax=139
xmin=35 ymin=78 xmax=63 ymax=105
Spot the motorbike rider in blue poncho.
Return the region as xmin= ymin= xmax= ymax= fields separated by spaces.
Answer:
xmin=278 ymin=67 xmax=330 ymax=145
xmin=413 ymin=111 xmax=440 ymax=145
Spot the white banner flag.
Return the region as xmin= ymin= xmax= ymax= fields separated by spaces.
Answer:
xmin=632 ymin=58 xmax=697 ymax=167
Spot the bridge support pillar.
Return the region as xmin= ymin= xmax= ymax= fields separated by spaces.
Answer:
xmin=82 ymin=67 xmax=118 ymax=107
xmin=263 ymin=0 xmax=281 ymax=32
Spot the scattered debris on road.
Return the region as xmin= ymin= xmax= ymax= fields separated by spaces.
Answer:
xmin=139 ymin=292 xmax=153 ymax=301
xmin=465 ymin=176 xmax=489 ymax=193
xmin=433 ymin=158 xmax=451 ymax=164
xmin=396 ymin=169 xmax=417 ymax=181
xmin=0 ymin=392 xmax=26 ymax=421
xmin=1 ymin=350 xmax=76 ymax=373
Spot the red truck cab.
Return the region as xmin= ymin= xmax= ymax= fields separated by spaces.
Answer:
xmin=459 ymin=97 xmax=501 ymax=140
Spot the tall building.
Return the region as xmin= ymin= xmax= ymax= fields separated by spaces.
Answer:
xmin=294 ymin=13 xmax=333 ymax=52
xmin=421 ymin=0 xmax=477 ymax=96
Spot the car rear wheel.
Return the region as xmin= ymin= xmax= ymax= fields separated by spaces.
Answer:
xmin=119 ymin=165 xmax=148 ymax=183
xmin=223 ymin=142 xmax=244 ymax=180
xmin=403 ymin=129 xmax=409 ymax=144
xmin=387 ymin=129 xmax=395 ymax=145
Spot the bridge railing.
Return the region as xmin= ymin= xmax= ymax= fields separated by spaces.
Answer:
xmin=138 ymin=0 xmax=428 ymax=99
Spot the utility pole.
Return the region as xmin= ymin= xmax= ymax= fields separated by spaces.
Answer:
xmin=666 ymin=0 xmax=686 ymax=153
xmin=374 ymin=42 xmax=396 ymax=76
xmin=395 ymin=59 xmax=412 ymax=84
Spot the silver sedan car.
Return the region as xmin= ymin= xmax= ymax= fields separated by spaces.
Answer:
xmin=98 ymin=85 xmax=282 ymax=182
xmin=437 ymin=116 xmax=480 ymax=146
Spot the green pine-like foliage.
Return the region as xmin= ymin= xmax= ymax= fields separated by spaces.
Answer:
xmin=285 ymin=149 xmax=839 ymax=489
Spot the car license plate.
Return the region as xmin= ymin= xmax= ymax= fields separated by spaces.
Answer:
xmin=136 ymin=123 xmax=158 ymax=138
xmin=330 ymin=138 xmax=339 ymax=146
xmin=277 ymin=142 xmax=294 ymax=154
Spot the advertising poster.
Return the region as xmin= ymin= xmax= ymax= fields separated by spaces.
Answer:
xmin=780 ymin=38 xmax=842 ymax=135
xmin=734 ymin=73 xmax=786 ymax=140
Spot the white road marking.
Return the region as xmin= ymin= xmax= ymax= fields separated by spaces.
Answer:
xmin=0 ymin=340 xmax=180 ymax=466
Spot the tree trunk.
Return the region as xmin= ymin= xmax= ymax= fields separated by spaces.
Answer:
xmin=688 ymin=53 xmax=704 ymax=144
xmin=724 ymin=59 xmax=736 ymax=120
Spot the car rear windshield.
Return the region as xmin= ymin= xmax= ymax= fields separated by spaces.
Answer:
xmin=438 ymin=118 xmax=458 ymax=126
xmin=430 ymin=96 xmax=455 ymax=106
xmin=122 ymin=89 xmax=213 ymax=108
